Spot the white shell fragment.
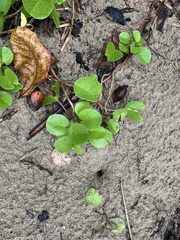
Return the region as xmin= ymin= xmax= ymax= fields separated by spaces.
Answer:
xmin=51 ymin=149 xmax=71 ymax=169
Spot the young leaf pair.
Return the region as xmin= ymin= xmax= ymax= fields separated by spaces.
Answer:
xmin=0 ymin=47 xmax=23 ymax=109
xmin=105 ymin=30 xmax=151 ymax=65
xmin=107 ymin=101 xmax=146 ymax=134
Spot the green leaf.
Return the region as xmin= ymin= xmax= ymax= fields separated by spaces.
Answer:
xmin=106 ymin=218 xmax=125 ymax=234
xmin=0 ymin=14 xmax=5 ymax=31
xmin=119 ymin=43 xmax=129 ymax=53
xmin=0 ymin=91 xmax=12 ymax=108
xmin=126 ymin=109 xmax=143 ymax=122
xmin=75 ymin=101 xmax=92 ymax=116
xmin=0 ymin=0 xmax=12 ymax=15
xmin=78 ymin=109 xmax=102 ymax=131
xmin=54 ymin=136 xmax=73 ymax=153
xmin=73 ymin=144 xmax=83 ymax=155
xmin=10 ymin=83 xmax=23 ymax=92
xmin=51 ymin=5 xmax=60 ymax=26
xmin=113 ymin=108 xmax=126 ymax=121
xmin=125 ymin=101 xmax=146 ymax=109
xmin=104 ymin=129 xmax=113 ymax=141
xmin=133 ymin=30 xmax=141 ymax=43
xmin=42 ymin=82 xmax=60 ymax=106
xmin=0 ymin=47 xmax=14 ymax=65
xmin=22 ymin=0 xmax=54 ymax=19
xmin=105 ymin=42 xmax=123 ymax=62
xmin=53 ymin=0 xmax=68 ymax=4
xmin=89 ymin=126 xmax=106 ymax=140
xmin=69 ymin=123 xmax=89 ymax=145
xmin=119 ymin=32 xmax=131 ymax=44
xmin=0 ymin=67 xmax=19 ymax=90
xmin=107 ymin=119 xmax=120 ymax=134
xmin=46 ymin=114 xmax=69 ymax=136
xmin=136 ymin=47 xmax=151 ymax=65
xmin=136 ymin=39 xmax=146 ymax=46
xmin=85 ymin=188 xmax=102 ymax=206
xmin=130 ymin=42 xmax=140 ymax=54
xmin=74 ymin=74 xmax=102 ymax=102
xmin=89 ymin=138 xmax=108 ymax=148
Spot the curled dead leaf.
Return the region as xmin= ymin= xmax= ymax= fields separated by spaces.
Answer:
xmin=51 ymin=149 xmax=71 ymax=169
xmin=10 ymin=27 xmax=51 ymax=96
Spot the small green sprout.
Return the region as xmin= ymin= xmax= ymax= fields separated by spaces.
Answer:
xmin=85 ymin=188 xmax=102 ymax=206
xmin=106 ymin=218 xmax=125 ymax=234
xmin=105 ymin=30 xmax=151 ymax=65
xmin=42 ymin=82 xmax=60 ymax=106
xmin=0 ymin=47 xmax=22 ymax=108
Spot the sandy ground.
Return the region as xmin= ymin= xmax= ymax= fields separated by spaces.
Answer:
xmin=0 ymin=0 xmax=179 ymax=239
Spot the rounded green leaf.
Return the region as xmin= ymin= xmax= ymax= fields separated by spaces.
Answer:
xmin=10 ymin=83 xmax=23 ymax=92
xmin=22 ymin=0 xmax=54 ymax=19
xmin=46 ymin=114 xmax=69 ymax=136
xmin=74 ymin=74 xmax=102 ymax=102
xmin=0 ymin=47 xmax=13 ymax=65
xmin=126 ymin=109 xmax=143 ymax=122
xmin=105 ymin=42 xmax=115 ymax=56
xmin=105 ymin=42 xmax=123 ymax=62
xmin=133 ymin=30 xmax=141 ymax=43
xmin=104 ymin=129 xmax=113 ymax=141
xmin=107 ymin=119 xmax=120 ymax=134
xmin=0 ymin=91 xmax=12 ymax=108
xmin=136 ymin=47 xmax=151 ymax=65
xmin=130 ymin=42 xmax=140 ymax=54
xmin=73 ymin=144 xmax=83 ymax=155
xmin=125 ymin=101 xmax=146 ymax=109
xmin=89 ymin=126 xmax=106 ymax=140
xmin=69 ymin=123 xmax=89 ymax=145
xmin=54 ymin=136 xmax=73 ymax=153
xmin=89 ymin=138 xmax=108 ymax=148
xmin=119 ymin=32 xmax=131 ymax=44
xmin=119 ymin=43 xmax=129 ymax=53
xmin=85 ymin=188 xmax=102 ymax=206
xmin=75 ymin=101 xmax=92 ymax=116
xmin=79 ymin=109 xmax=102 ymax=130
xmin=106 ymin=218 xmax=125 ymax=234
xmin=0 ymin=68 xmax=19 ymax=90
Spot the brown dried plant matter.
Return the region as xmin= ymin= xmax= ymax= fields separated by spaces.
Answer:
xmin=10 ymin=27 xmax=51 ymax=96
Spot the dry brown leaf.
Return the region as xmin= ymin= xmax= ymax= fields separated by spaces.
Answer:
xmin=51 ymin=149 xmax=71 ymax=169
xmin=10 ymin=27 xmax=51 ymax=96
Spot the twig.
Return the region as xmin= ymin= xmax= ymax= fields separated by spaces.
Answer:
xmin=0 ymin=108 xmax=19 ymax=122
xmin=61 ymin=0 xmax=75 ymax=51
xmin=120 ymin=180 xmax=134 ymax=240
xmin=27 ymin=95 xmax=78 ymax=140
xmin=20 ymin=158 xmax=53 ymax=176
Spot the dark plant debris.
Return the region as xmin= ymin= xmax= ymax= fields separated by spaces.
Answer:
xmin=150 ymin=217 xmax=166 ymax=237
xmin=72 ymin=19 xmax=83 ymax=38
xmin=75 ymin=52 xmax=89 ymax=71
xmin=104 ymin=7 xmax=133 ymax=25
xmin=164 ymin=208 xmax=180 ymax=240
xmin=38 ymin=210 xmax=49 ymax=223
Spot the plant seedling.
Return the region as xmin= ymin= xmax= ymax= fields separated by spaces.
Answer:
xmin=0 ymin=47 xmax=23 ymax=108
xmin=106 ymin=218 xmax=125 ymax=234
xmin=46 ymin=74 xmax=146 ymax=154
xmin=105 ymin=30 xmax=151 ymax=65
xmin=85 ymin=188 xmax=102 ymax=206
